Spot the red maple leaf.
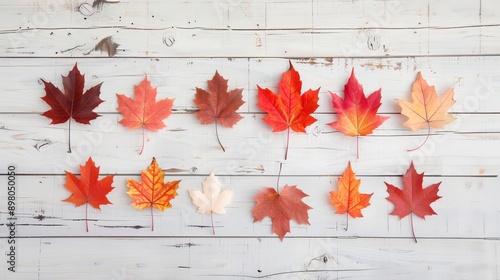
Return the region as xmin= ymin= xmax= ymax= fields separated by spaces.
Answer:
xmin=194 ymin=71 xmax=245 ymax=152
xmin=117 ymin=76 xmax=174 ymax=155
xmin=257 ymin=61 xmax=319 ymax=159
xmin=252 ymin=185 xmax=312 ymax=240
xmin=63 ymin=157 xmax=114 ymax=232
xmin=385 ymin=161 xmax=441 ymax=242
xmin=41 ymin=63 xmax=104 ymax=153
xmin=328 ymin=68 xmax=388 ymax=159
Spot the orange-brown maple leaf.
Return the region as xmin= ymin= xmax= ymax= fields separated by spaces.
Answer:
xmin=63 ymin=157 xmax=114 ymax=232
xmin=329 ymin=162 xmax=372 ymax=230
xmin=117 ymin=76 xmax=174 ymax=155
xmin=328 ymin=68 xmax=388 ymax=159
xmin=385 ymin=161 xmax=441 ymax=243
xmin=397 ymin=72 xmax=456 ymax=152
xmin=257 ymin=61 xmax=319 ymax=160
xmin=252 ymin=185 xmax=312 ymax=240
xmin=41 ymin=63 xmax=104 ymax=153
xmin=194 ymin=71 xmax=245 ymax=152
xmin=126 ymin=157 xmax=180 ymax=231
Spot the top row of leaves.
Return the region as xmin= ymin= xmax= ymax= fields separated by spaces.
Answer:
xmin=41 ymin=62 xmax=456 ymax=158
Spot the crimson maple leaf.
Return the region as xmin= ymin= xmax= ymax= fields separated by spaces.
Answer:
xmin=41 ymin=63 xmax=104 ymax=153
xmin=252 ymin=185 xmax=312 ymax=240
xmin=257 ymin=61 xmax=320 ymax=160
xmin=385 ymin=161 xmax=441 ymax=243
xmin=63 ymin=157 xmax=114 ymax=232
xmin=194 ymin=71 xmax=245 ymax=152
xmin=328 ymin=68 xmax=388 ymax=159
xmin=117 ymin=76 xmax=174 ymax=155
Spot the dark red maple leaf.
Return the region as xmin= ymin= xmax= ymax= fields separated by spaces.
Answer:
xmin=41 ymin=63 xmax=104 ymax=153
xmin=385 ymin=161 xmax=441 ymax=243
xmin=252 ymin=185 xmax=312 ymax=240
xmin=63 ymin=157 xmax=114 ymax=232
xmin=257 ymin=61 xmax=319 ymax=160
xmin=194 ymin=71 xmax=245 ymax=152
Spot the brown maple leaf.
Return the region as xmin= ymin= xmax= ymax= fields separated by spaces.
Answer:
xmin=257 ymin=61 xmax=320 ymax=160
xmin=63 ymin=157 xmax=114 ymax=232
xmin=41 ymin=63 xmax=104 ymax=153
xmin=397 ymin=72 xmax=456 ymax=151
xmin=117 ymin=76 xmax=174 ymax=155
xmin=252 ymin=185 xmax=312 ymax=240
xmin=126 ymin=158 xmax=180 ymax=231
xmin=194 ymin=71 xmax=245 ymax=152
xmin=385 ymin=161 xmax=442 ymax=242
xmin=329 ymin=162 xmax=372 ymax=230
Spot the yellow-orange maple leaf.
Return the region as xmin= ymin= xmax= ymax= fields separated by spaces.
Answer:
xmin=397 ymin=72 xmax=456 ymax=151
xmin=126 ymin=157 xmax=180 ymax=231
xmin=329 ymin=162 xmax=372 ymax=230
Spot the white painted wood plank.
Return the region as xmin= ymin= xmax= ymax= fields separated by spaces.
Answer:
xmin=1 ymin=174 xmax=498 ymax=238
xmin=0 ymin=56 xmax=499 ymax=113
xmin=4 ymin=25 xmax=500 ymax=57
xmin=1 ymin=0 xmax=492 ymax=30
xmin=2 ymin=113 xmax=500 ymax=176
xmin=0 ymin=237 xmax=497 ymax=279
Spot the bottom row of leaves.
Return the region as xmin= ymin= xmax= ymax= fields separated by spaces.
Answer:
xmin=63 ymin=157 xmax=441 ymax=243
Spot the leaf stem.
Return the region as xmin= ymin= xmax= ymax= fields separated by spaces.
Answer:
xmin=408 ymin=123 xmax=431 ymax=152
xmin=85 ymin=203 xmax=88 ymax=232
xmin=345 ymin=212 xmax=349 ymax=231
xmin=139 ymin=126 xmax=145 ymax=155
xmin=356 ymin=134 xmax=359 ymax=159
xmin=210 ymin=211 xmax=215 ymax=235
xmin=276 ymin=162 xmax=283 ymax=193
xmin=285 ymin=127 xmax=290 ymax=160
xmin=215 ymin=120 xmax=226 ymax=152
xmin=151 ymin=206 xmax=154 ymax=231
xmin=410 ymin=213 xmax=417 ymax=243
xmin=68 ymin=118 xmax=72 ymax=153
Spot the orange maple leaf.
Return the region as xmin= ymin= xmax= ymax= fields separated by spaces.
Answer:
xmin=329 ymin=162 xmax=372 ymax=230
xmin=63 ymin=157 xmax=114 ymax=232
xmin=328 ymin=68 xmax=388 ymax=159
xmin=257 ymin=61 xmax=320 ymax=160
xmin=194 ymin=71 xmax=245 ymax=152
xmin=252 ymin=185 xmax=312 ymax=240
xmin=126 ymin=157 xmax=180 ymax=231
xmin=397 ymin=72 xmax=456 ymax=151
xmin=385 ymin=161 xmax=442 ymax=243
xmin=117 ymin=76 xmax=174 ymax=155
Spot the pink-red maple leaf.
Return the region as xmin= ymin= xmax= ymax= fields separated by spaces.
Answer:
xmin=328 ymin=68 xmax=388 ymax=159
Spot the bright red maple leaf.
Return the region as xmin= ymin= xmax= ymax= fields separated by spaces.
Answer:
xmin=194 ymin=71 xmax=245 ymax=152
xmin=41 ymin=63 xmax=104 ymax=153
xmin=257 ymin=61 xmax=319 ymax=160
xmin=328 ymin=68 xmax=388 ymax=159
xmin=385 ymin=161 xmax=441 ymax=243
xmin=63 ymin=157 xmax=114 ymax=232
xmin=252 ymin=185 xmax=312 ymax=240
xmin=117 ymin=76 xmax=174 ymax=155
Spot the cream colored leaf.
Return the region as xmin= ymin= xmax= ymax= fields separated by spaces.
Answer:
xmin=189 ymin=172 xmax=233 ymax=214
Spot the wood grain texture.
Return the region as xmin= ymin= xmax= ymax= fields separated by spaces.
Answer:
xmin=0 ymin=0 xmax=499 ymax=279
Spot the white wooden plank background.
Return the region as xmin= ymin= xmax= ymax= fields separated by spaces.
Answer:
xmin=1 ymin=0 xmax=499 ymax=279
